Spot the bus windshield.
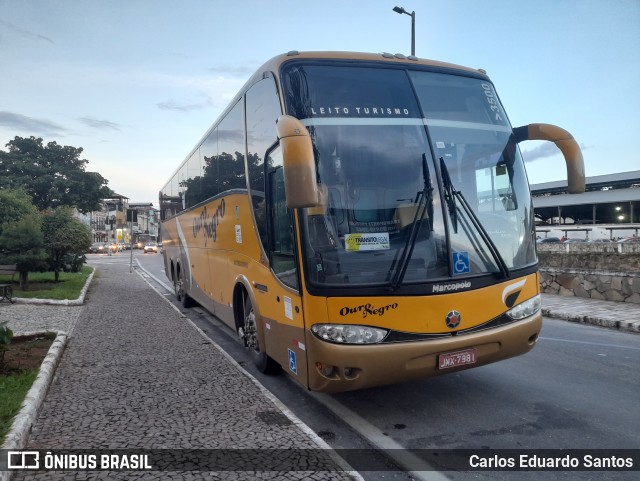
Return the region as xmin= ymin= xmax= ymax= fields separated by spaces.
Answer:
xmin=282 ymin=63 xmax=536 ymax=289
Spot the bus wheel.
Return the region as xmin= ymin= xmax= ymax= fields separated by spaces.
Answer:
xmin=174 ymin=278 xmax=183 ymax=302
xmin=243 ymin=296 xmax=280 ymax=374
xmin=175 ymin=270 xmax=194 ymax=308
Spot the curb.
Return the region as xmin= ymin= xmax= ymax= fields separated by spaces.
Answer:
xmin=541 ymin=308 xmax=640 ymax=333
xmin=0 ymin=331 xmax=68 ymax=481
xmin=11 ymin=267 xmax=95 ymax=306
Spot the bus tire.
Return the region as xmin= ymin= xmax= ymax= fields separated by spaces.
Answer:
xmin=175 ymin=267 xmax=195 ymax=308
xmin=243 ymin=296 xmax=280 ymax=374
xmin=174 ymin=279 xmax=182 ymax=302
xmin=181 ymin=290 xmax=195 ymax=308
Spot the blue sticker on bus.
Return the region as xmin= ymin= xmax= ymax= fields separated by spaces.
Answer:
xmin=452 ymin=252 xmax=470 ymax=275
xmin=288 ymin=348 xmax=297 ymax=374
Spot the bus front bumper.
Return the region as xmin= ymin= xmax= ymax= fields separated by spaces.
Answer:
xmin=305 ymin=312 xmax=542 ymax=393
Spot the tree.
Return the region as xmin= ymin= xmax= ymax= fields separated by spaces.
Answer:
xmin=0 ymin=214 xmax=47 ymax=289
xmin=0 ymin=188 xmax=39 ymax=229
xmin=0 ymin=136 xmax=114 ymax=213
xmin=0 ymin=189 xmax=48 ymax=289
xmin=42 ymin=207 xmax=92 ymax=282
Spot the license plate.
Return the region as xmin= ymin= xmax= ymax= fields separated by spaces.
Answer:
xmin=438 ymin=348 xmax=477 ymax=369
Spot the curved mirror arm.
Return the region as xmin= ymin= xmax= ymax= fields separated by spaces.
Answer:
xmin=514 ymin=123 xmax=585 ymax=193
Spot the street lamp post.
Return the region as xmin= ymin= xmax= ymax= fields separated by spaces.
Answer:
xmin=393 ymin=6 xmax=416 ymax=56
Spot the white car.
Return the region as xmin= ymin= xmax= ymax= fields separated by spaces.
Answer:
xmin=143 ymin=244 xmax=158 ymax=253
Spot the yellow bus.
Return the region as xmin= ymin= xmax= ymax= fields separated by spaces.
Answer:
xmin=160 ymin=51 xmax=584 ymax=392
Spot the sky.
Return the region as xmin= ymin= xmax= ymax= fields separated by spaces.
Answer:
xmin=1 ymin=0 xmax=639 ymax=206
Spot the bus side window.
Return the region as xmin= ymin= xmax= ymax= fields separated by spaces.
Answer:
xmin=246 ymin=75 xmax=282 ymax=251
xmin=267 ymin=148 xmax=298 ymax=290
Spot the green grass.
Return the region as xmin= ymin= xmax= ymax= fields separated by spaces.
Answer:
xmin=0 ymin=266 xmax=93 ymax=300
xmin=0 ymin=370 xmax=38 ymax=441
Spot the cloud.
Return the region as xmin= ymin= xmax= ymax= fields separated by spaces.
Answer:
xmin=521 ymin=142 xmax=588 ymax=163
xmin=521 ymin=142 xmax=559 ymax=163
xmin=167 ymin=51 xmax=191 ymax=59
xmin=78 ymin=117 xmax=121 ymax=131
xmin=156 ymin=98 xmax=213 ymax=112
xmin=0 ymin=19 xmax=54 ymax=44
xmin=206 ymin=63 xmax=256 ymax=78
xmin=0 ymin=111 xmax=68 ymax=136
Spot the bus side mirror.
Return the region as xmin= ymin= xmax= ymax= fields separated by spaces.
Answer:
xmin=276 ymin=115 xmax=318 ymax=208
xmin=513 ymin=123 xmax=585 ymax=194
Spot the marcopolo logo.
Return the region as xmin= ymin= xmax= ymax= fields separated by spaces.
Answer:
xmin=432 ymin=281 xmax=472 ymax=293
xmin=339 ymin=302 xmax=399 ymax=318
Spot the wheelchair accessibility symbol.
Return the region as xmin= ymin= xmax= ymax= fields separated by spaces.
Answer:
xmin=452 ymin=251 xmax=470 ymax=275
xmin=288 ymin=348 xmax=297 ymax=374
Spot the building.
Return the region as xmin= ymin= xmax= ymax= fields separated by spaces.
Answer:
xmin=79 ymin=196 xmax=159 ymax=245
xmin=128 ymin=203 xmax=159 ymax=243
xmin=101 ymin=194 xmax=130 ymax=243
xmin=532 ymin=170 xmax=640 ymax=240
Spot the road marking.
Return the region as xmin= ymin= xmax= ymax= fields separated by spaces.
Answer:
xmin=135 ymin=259 xmax=174 ymax=292
xmin=540 ymin=336 xmax=640 ymax=351
xmin=310 ymin=392 xmax=449 ymax=481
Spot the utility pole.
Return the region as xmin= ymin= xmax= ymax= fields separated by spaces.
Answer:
xmin=393 ymin=6 xmax=416 ymax=56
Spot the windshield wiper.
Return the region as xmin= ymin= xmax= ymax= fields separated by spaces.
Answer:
xmin=390 ymin=154 xmax=433 ymax=291
xmin=440 ymin=156 xmax=458 ymax=233
xmin=439 ymin=158 xmax=510 ymax=279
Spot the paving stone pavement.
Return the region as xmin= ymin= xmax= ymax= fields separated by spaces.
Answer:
xmin=0 ymin=304 xmax=84 ymax=336
xmin=1 ymin=262 xmax=360 ymax=481
xmin=541 ymin=293 xmax=640 ymax=332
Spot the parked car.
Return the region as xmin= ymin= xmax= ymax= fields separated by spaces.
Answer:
xmin=144 ymin=243 xmax=158 ymax=253
xmin=563 ymin=238 xmax=587 ymax=243
xmin=88 ymin=242 xmax=108 ymax=254
xmin=537 ymin=237 xmax=562 ymax=244
xmin=619 ymin=237 xmax=640 ymax=244
xmin=589 ymin=238 xmax=611 ymax=243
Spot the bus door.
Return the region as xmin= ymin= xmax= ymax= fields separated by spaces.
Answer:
xmin=264 ymin=146 xmax=309 ymax=386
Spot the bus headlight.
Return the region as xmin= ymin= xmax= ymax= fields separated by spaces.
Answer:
xmin=311 ymin=324 xmax=388 ymax=344
xmin=506 ymin=294 xmax=541 ymax=320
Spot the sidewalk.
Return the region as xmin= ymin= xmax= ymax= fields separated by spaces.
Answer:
xmin=541 ymin=293 xmax=640 ymax=333
xmin=0 ymin=262 xmax=360 ymax=481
